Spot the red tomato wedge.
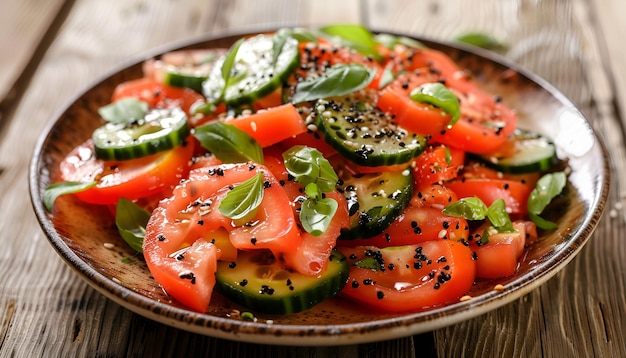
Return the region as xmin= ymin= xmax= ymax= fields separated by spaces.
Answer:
xmin=59 ymin=139 xmax=194 ymax=205
xmin=377 ymin=72 xmax=454 ymax=136
xmin=337 ymin=205 xmax=469 ymax=248
xmin=446 ymin=178 xmax=533 ymax=215
xmin=412 ymin=145 xmax=465 ymax=189
xmin=470 ymin=221 xmax=536 ymax=279
xmin=263 ymin=153 xmax=350 ymax=276
xmin=111 ymin=78 xmax=206 ymax=115
xmin=225 ymin=103 xmax=307 ymax=148
xmin=143 ymin=163 xmax=300 ymax=311
xmin=338 ymin=241 xmax=475 ymax=313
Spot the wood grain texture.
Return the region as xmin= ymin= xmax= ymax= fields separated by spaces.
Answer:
xmin=1 ymin=0 xmax=625 ymax=356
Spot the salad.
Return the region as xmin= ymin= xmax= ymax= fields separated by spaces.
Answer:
xmin=44 ymin=25 xmax=566 ymax=316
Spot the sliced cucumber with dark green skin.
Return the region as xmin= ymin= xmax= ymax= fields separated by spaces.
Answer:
xmin=476 ymin=128 xmax=558 ymax=174
xmin=162 ymin=49 xmax=225 ymax=92
xmin=202 ymin=34 xmax=300 ymax=107
xmin=215 ymin=249 xmax=349 ymax=314
xmin=337 ymin=168 xmax=413 ymax=240
xmin=314 ymin=95 xmax=428 ymax=166
xmin=92 ymin=107 xmax=189 ymax=161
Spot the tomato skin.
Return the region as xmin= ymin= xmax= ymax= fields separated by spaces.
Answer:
xmin=446 ymin=178 xmax=533 ymax=215
xmin=412 ymin=145 xmax=465 ymax=189
xmin=111 ymin=78 xmax=206 ymax=115
xmin=59 ymin=139 xmax=194 ymax=205
xmin=470 ymin=221 xmax=533 ymax=279
xmin=377 ymin=72 xmax=454 ymax=136
xmin=337 ymin=205 xmax=469 ymax=248
xmin=225 ymin=103 xmax=307 ymax=148
xmin=263 ymin=153 xmax=350 ymax=276
xmin=338 ymin=241 xmax=476 ymax=313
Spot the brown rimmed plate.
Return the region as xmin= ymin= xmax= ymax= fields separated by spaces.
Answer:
xmin=29 ymin=30 xmax=610 ymax=346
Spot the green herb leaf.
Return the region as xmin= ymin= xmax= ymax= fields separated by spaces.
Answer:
xmin=486 ymin=198 xmax=514 ymax=233
xmin=374 ymin=33 xmax=425 ymax=49
xmin=442 ymin=197 xmax=488 ymax=220
xmin=291 ymin=63 xmax=376 ymax=104
xmin=454 ymin=32 xmax=507 ymax=52
xmin=444 ymin=146 xmax=452 ymax=165
xmin=300 ymin=196 xmax=338 ymax=236
xmin=378 ymin=62 xmax=396 ymax=89
xmin=219 ymin=172 xmax=265 ymax=220
xmin=410 ymin=82 xmax=461 ymax=126
xmin=273 ymin=28 xmax=317 ymax=63
xmin=527 ymin=172 xmax=566 ymax=229
xmin=193 ymin=122 xmax=264 ymax=164
xmin=477 ymin=228 xmax=490 ymax=246
xmin=222 ymin=38 xmax=245 ymax=84
xmin=98 ymin=98 xmax=148 ymax=125
xmin=319 ymin=24 xmax=380 ymax=60
xmin=115 ymin=198 xmax=150 ymax=253
xmin=282 ymin=145 xmax=338 ymax=192
xmin=43 ymin=181 xmax=97 ymax=212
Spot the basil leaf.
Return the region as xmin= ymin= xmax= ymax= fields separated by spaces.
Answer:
xmin=378 ymin=62 xmax=396 ymax=89
xmin=300 ymin=196 xmax=338 ymax=236
xmin=222 ymin=37 xmax=244 ymax=84
xmin=528 ymin=172 xmax=566 ymax=229
xmin=115 ymin=198 xmax=150 ymax=253
xmin=291 ymin=64 xmax=376 ymax=104
xmin=454 ymin=32 xmax=507 ymax=52
xmin=43 ymin=181 xmax=97 ymax=212
xmin=282 ymin=145 xmax=338 ymax=192
xmin=486 ymin=198 xmax=514 ymax=233
xmin=219 ymin=172 xmax=264 ymax=220
xmin=529 ymin=212 xmax=558 ymax=230
xmin=442 ymin=197 xmax=488 ymax=220
xmin=273 ymin=28 xmax=317 ymax=63
xmin=374 ymin=33 xmax=425 ymax=49
xmin=319 ymin=24 xmax=380 ymax=60
xmin=98 ymin=98 xmax=148 ymax=125
xmin=528 ymin=172 xmax=566 ymax=214
xmin=193 ymin=122 xmax=264 ymax=164
xmin=410 ymin=82 xmax=461 ymax=126
xmin=304 ymin=182 xmax=321 ymax=201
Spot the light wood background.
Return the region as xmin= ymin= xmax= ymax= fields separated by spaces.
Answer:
xmin=1 ymin=0 xmax=625 ymax=356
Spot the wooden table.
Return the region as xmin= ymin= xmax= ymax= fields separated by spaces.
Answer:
xmin=2 ymin=0 xmax=625 ymax=356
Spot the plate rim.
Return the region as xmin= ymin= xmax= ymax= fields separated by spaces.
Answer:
xmin=29 ymin=28 xmax=611 ymax=346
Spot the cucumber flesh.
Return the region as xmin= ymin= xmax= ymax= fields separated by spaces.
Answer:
xmin=337 ymin=168 xmax=413 ymax=240
xmin=92 ymin=107 xmax=189 ymax=161
xmin=315 ymin=93 xmax=427 ymax=167
xmin=477 ymin=128 xmax=558 ymax=174
xmin=215 ymin=249 xmax=349 ymax=314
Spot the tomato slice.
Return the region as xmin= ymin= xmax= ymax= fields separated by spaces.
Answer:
xmin=470 ymin=221 xmax=534 ymax=279
xmin=338 ymin=241 xmax=475 ymax=313
xmin=111 ymin=78 xmax=206 ymax=115
xmin=446 ymin=178 xmax=533 ymax=215
xmin=143 ymin=163 xmax=300 ymax=312
xmin=224 ymin=103 xmax=307 ymax=148
xmin=337 ymin=205 xmax=469 ymax=248
xmin=263 ymin=153 xmax=350 ymax=276
xmin=59 ymin=139 xmax=194 ymax=205
xmin=412 ymin=145 xmax=465 ymax=189
xmin=430 ymin=90 xmax=518 ymax=154
xmin=377 ymin=72 xmax=454 ymax=136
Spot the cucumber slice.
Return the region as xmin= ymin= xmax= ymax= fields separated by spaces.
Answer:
xmin=203 ymin=34 xmax=300 ymax=107
xmin=92 ymin=107 xmax=189 ymax=161
xmin=162 ymin=49 xmax=225 ymax=92
xmin=315 ymin=94 xmax=427 ymax=166
xmin=337 ymin=169 xmax=413 ymax=240
xmin=215 ymin=249 xmax=348 ymax=314
xmin=476 ymin=128 xmax=558 ymax=174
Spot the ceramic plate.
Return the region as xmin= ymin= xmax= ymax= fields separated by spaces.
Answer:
xmin=29 ymin=31 xmax=609 ymax=346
